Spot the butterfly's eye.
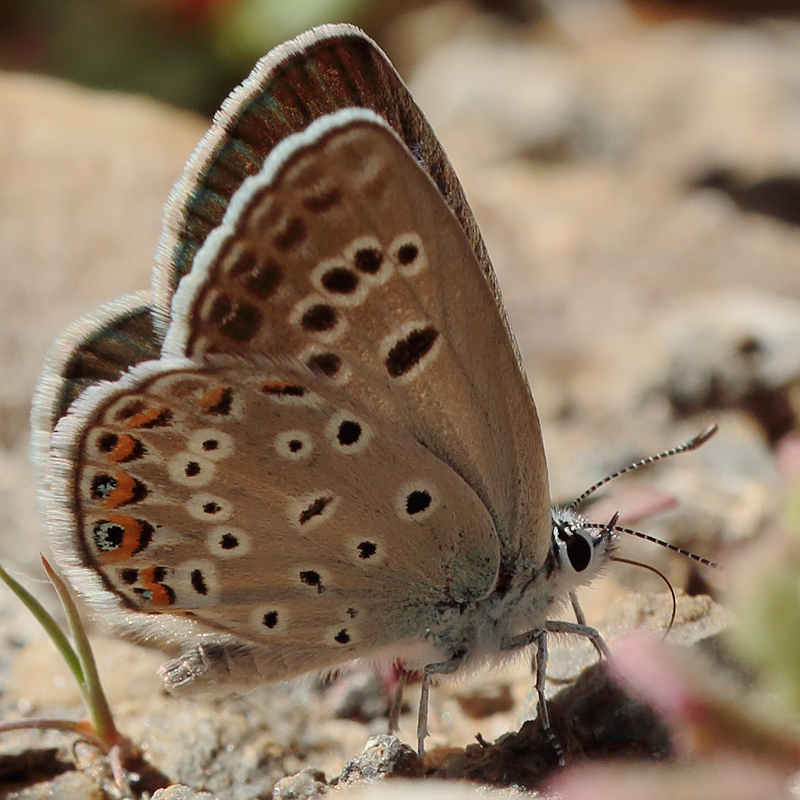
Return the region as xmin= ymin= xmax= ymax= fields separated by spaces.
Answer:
xmin=563 ymin=533 xmax=592 ymax=572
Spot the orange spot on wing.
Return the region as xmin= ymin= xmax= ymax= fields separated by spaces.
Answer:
xmin=124 ymin=406 xmax=170 ymax=429
xmin=92 ymin=515 xmax=148 ymax=562
xmin=106 ymin=433 xmax=138 ymax=462
xmin=98 ymin=472 xmax=141 ymax=509
xmin=139 ymin=567 xmax=174 ymax=607
xmin=199 ymin=386 xmax=225 ymax=409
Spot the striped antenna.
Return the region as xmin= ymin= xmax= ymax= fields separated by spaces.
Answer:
xmin=568 ymin=424 xmax=718 ymax=512
xmin=590 ymin=522 xmax=721 ymax=569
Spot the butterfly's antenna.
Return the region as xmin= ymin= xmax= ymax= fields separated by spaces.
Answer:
xmin=611 ymin=555 xmax=677 ymax=636
xmin=568 ymin=423 xmax=718 ymax=512
xmin=584 ymin=521 xmax=721 ymax=569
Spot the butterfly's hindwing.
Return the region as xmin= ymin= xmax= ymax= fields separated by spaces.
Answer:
xmin=50 ymin=356 xmax=500 ymax=679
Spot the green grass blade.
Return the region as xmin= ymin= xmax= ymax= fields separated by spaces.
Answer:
xmin=40 ymin=556 xmax=118 ymax=743
xmin=0 ymin=562 xmax=85 ymax=690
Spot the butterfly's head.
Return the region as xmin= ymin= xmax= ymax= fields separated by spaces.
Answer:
xmin=549 ymin=506 xmax=616 ymax=593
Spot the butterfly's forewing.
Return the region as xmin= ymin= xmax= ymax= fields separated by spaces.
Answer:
xmin=49 ymin=355 xmax=500 ymax=677
xmin=155 ymin=25 xmax=496 ymax=340
xmin=36 ymin=25 xmax=515 ymax=431
xmin=163 ymin=110 xmax=551 ymax=567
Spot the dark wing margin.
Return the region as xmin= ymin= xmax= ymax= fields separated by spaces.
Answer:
xmin=31 ymin=292 xmax=159 ymax=457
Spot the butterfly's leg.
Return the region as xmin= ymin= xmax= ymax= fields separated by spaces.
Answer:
xmin=543 ymin=620 xmax=610 ymax=658
xmin=505 ymin=628 xmax=564 ymax=766
xmin=504 ymin=622 xmax=609 ymax=766
xmin=569 ymin=591 xmax=604 ymax=659
xmin=569 ymin=590 xmax=587 ymax=625
xmin=387 ymin=666 xmax=408 ymax=735
xmin=532 ymin=629 xmax=564 ymax=767
xmin=417 ymin=651 xmax=465 ymax=757
xmin=541 ymin=621 xmax=609 ymax=764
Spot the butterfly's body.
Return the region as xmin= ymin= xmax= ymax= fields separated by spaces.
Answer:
xmin=407 ymin=514 xmax=607 ymax=671
xmin=33 ymin=24 xmax=616 ymax=756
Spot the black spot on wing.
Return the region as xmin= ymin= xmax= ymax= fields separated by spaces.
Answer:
xmin=406 ymin=490 xmax=432 ymax=515
xmin=299 ymin=496 xmax=334 ymax=525
xmin=385 ymin=327 xmax=439 ymax=377
xmin=307 ymin=352 xmax=341 ymax=378
xmin=302 ymin=304 xmax=338 ymax=332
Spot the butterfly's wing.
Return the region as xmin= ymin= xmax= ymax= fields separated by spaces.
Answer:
xmin=44 ymin=111 xmax=550 ymax=688
xmin=163 ymin=109 xmax=550 ymax=568
xmin=48 ymin=355 xmax=500 ymax=682
xmin=37 ymin=26 xmax=533 ymax=486
xmin=42 ymin=29 xmax=556 ymax=691
xmin=154 ymin=24 xmax=497 ymax=342
xmin=31 ymin=291 xmax=158 ymax=480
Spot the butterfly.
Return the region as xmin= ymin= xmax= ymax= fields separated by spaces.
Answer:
xmin=32 ymin=23 xmax=617 ymax=759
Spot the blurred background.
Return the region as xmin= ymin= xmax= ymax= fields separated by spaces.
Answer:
xmin=1 ymin=0 xmax=800 ymax=113
xmin=2 ymin=1 xmax=800 ymax=794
